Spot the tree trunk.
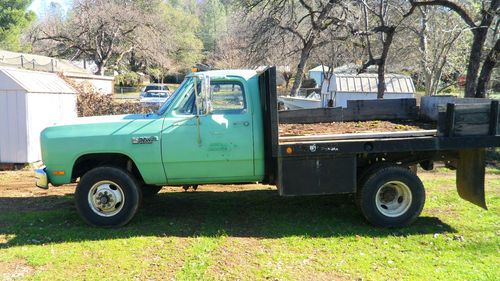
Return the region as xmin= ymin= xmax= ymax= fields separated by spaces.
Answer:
xmin=464 ymin=2 xmax=497 ymax=97
xmin=376 ymin=27 xmax=395 ymax=99
xmin=418 ymin=8 xmax=434 ymax=96
xmin=424 ymin=71 xmax=433 ymax=95
xmin=290 ymin=39 xmax=315 ymax=96
xmin=95 ymin=63 xmax=105 ymax=76
xmin=464 ymin=30 xmax=489 ymax=97
xmin=475 ymin=38 xmax=500 ymax=98
xmin=377 ymin=61 xmax=386 ymax=99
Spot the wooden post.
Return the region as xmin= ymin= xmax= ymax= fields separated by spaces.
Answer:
xmin=445 ymin=103 xmax=456 ymax=137
xmin=489 ymin=100 xmax=499 ymax=136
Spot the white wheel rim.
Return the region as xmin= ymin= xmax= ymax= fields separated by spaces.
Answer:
xmin=88 ymin=181 xmax=125 ymax=217
xmin=375 ymin=181 xmax=412 ymax=217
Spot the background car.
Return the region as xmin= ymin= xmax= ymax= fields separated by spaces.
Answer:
xmin=140 ymin=83 xmax=170 ymax=97
xmin=139 ymin=90 xmax=170 ymax=107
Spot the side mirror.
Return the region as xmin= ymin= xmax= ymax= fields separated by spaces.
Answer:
xmin=194 ymin=75 xmax=212 ymax=116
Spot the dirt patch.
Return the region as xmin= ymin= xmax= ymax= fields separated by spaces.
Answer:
xmin=161 ymin=184 xmax=275 ymax=193
xmin=0 ymin=171 xmax=273 ymax=213
xmin=0 ymin=171 xmax=75 ymax=212
xmin=279 ymin=120 xmax=435 ymax=136
xmin=0 ymin=259 xmax=34 ymax=281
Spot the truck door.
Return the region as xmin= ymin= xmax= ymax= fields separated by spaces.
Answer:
xmin=161 ymin=79 xmax=255 ymax=183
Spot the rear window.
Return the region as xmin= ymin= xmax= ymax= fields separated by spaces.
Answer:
xmin=145 ymin=85 xmax=169 ymax=91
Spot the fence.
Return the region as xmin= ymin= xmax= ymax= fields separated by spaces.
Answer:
xmin=277 ymin=87 xmax=321 ymax=97
xmin=0 ymin=55 xmax=57 ymax=72
xmin=115 ymin=86 xmax=141 ymax=95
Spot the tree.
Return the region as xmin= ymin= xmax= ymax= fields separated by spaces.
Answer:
xmin=0 ymin=0 xmax=36 ymax=51
xmin=409 ymin=0 xmax=500 ymax=98
xmin=32 ymin=0 xmax=168 ymax=75
xmin=412 ymin=6 xmax=468 ymax=95
xmin=357 ymin=0 xmax=415 ymax=99
xmin=200 ymin=0 xmax=228 ymax=52
xmin=244 ymin=0 xmax=350 ymax=96
xmin=205 ymin=9 xmax=262 ymax=69
xmin=160 ymin=2 xmax=203 ymax=71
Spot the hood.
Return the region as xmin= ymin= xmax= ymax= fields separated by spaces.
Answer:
xmin=53 ymin=114 xmax=152 ymax=126
xmin=41 ymin=113 xmax=159 ymax=139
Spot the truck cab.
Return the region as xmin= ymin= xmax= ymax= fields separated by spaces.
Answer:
xmin=36 ymin=69 xmax=268 ymax=227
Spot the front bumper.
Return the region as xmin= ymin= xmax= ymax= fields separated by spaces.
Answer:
xmin=35 ymin=167 xmax=49 ymax=189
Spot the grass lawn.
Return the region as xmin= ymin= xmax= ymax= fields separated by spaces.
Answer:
xmin=0 ymin=170 xmax=498 ymax=280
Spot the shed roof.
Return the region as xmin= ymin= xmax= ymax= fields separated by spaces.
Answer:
xmin=309 ymin=65 xmax=330 ymax=73
xmin=332 ymin=73 xmax=415 ymax=94
xmin=0 ymin=49 xmax=90 ymax=74
xmin=0 ymin=67 xmax=76 ymax=94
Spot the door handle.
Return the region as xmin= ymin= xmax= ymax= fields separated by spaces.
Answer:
xmin=233 ymin=121 xmax=250 ymax=127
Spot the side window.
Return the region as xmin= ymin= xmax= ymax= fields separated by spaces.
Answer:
xmin=173 ymin=86 xmax=196 ymax=115
xmin=210 ymin=82 xmax=245 ymax=112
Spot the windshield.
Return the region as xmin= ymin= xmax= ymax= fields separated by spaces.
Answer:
xmin=157 ymin=78 xmax=191 ymax=115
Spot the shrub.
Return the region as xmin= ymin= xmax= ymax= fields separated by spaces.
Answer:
xmin=115 ymin=71 xmax=141 ymax=87
xmin=60 ymin=74 xmax=150 ymax=117
xmin=301 ymin=78 xmax=317 ymax=88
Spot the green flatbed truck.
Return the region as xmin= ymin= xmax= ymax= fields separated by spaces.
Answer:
xmin=35 ymin=67 xmax=500 ymax=227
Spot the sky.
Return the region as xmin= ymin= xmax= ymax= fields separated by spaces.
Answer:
xmin=28 ymin=0 xmax=72 ymax=18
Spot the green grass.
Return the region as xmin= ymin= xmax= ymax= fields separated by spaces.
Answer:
xmin=0 ymin=171 xmax=499 ymax=280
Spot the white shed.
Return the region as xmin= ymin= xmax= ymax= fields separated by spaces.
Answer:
xmin=0 ymin=67 xmax=77 ymax=164
xmin=308 ymin=65 xmax=330 ymax=87
xmin=320 ymin=73 xmax=415 ymax=108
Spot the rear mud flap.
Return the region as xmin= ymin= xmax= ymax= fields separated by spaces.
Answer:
xmin=456 ymin=149 xmax=487 ymax=209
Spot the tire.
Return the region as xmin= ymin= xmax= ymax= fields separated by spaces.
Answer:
xmin=356 ymin=166 xmax=425 ymax=227
xmin=140 ymin=185 xmax=162 ymax=198
xmin=355 ymin=163 xmax=393 ymax=208
xmin=75 ymin=166 xmax=141 ymax=227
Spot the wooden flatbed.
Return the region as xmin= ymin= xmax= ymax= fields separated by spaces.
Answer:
xmin=279 ymin=129 xmax=438 ymax=143
xmin=256 ymin=67 xmax=499 ymax=227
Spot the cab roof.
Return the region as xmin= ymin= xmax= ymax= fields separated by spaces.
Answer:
xmin=194 ymin=69 xmax=258 ymax=81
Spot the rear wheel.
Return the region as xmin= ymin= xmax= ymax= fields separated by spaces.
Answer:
xmin=356 ymin=166 xmax=425 ymax=227
xmin=75 ymin=166 xmax=141 ymax=227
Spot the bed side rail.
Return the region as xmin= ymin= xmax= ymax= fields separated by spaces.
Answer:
xmin=438 ymin=100 xmax=499 ymax=137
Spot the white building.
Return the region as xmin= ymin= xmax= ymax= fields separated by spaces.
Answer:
xmin=0 ymin=67 xmax=77 ymax=164
xmin=308 ymin=65 xmax=330 ymax=87
xmin=321 ymin=73 xmax=416 ymax=108
xmin=0 ymin=49 xmax=115 ymax=95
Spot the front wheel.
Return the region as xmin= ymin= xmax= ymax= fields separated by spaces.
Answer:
xmin=356 ymin=166 xmax=425 ymax=227
xmin=75 ymin=166 xmax=141 ymax=227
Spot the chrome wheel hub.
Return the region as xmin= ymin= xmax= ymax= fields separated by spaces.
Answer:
xmin=375 ymin=181 xmax=412 ymax=217
xmin=88 ymin=181 xmax=125 ymax=217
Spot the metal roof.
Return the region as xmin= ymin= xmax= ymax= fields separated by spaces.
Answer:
xmin=198 ymin=69 xmax=258 ymax=81
xmin=331 ymin=73 xmax=415 ymax=94
xmin=0 ymin=49 xmax=90 ymax=74
xmin=0 ymin=67 xmax=76 ymax=94
xmin=309 ymin=65 xmax=330 ymax=72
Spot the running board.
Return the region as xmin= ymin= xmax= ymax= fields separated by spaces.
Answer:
xmin=279 ymin=130 xmax=437 ymax=143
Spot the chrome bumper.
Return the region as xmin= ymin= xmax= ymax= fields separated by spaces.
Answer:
xmin=35 ymin=167 xmax=49 ymax=189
